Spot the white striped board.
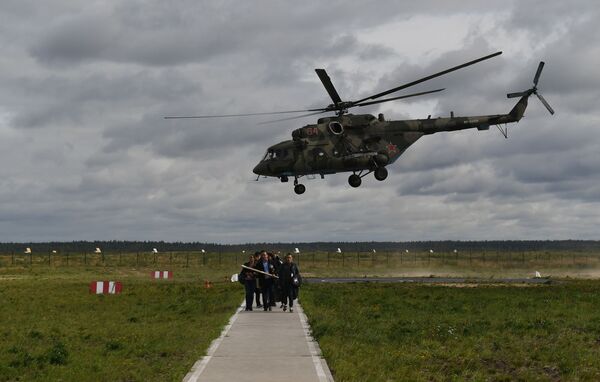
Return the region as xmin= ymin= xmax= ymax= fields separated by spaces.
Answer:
xmin=89 ymin=281 xmax=122 ymax=294
xmin=151 ymin=271 xmax=173 ymax=279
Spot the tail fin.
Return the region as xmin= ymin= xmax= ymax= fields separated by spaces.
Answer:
xmin=508 ymin=95 xmax=529 ymax=122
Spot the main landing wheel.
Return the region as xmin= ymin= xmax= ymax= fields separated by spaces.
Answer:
xmin=294 ymin=184 xmax=306 ymax=194
xmin=348 ymin=174 xmax=362 ymax=188
xmin=374 ymin=167 xmax=388 ymax=181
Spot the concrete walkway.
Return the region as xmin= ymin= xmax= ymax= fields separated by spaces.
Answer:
xmin=183 ymin=303 xmax=334 ymax=382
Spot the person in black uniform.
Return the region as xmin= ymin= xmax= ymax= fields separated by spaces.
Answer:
xmin=270 ymin=252 xmax=283 ymax=307
xmin=241 ymin=255 xmax=257 ymax=311
xmin=279 ymin=253 xmax=301 ymax=313
xmin=254 ymin=250 xmax=276 ymax=311
xmin=252 ymin=251 xmax=262 ymax=308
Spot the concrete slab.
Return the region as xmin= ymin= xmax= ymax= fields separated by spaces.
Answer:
xmin=183 ymin=303 xmax=333 ymax=382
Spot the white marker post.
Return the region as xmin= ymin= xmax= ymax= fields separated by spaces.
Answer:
xmin=95 ymin=247 xmax=103 ymax=264
xmin=25 ymin=247 xmax=32 ymax=266
xmin=201 ymin=249 xmax=206 ymax=266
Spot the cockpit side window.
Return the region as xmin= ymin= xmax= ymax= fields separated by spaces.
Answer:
xmin=265 ymin=148 xmax=289 ymax=160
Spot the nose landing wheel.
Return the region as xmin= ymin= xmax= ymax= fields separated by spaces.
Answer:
xmin=294 ymin=184 xmax=306 ymax=194
xmin=293 ymin=177 xmax=306 ymax=194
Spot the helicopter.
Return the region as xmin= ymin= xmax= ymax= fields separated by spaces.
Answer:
xmin=166 ymin=51 xmax=554 ymax=194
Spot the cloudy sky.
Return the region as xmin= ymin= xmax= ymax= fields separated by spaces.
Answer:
xmin=0 ymin=0 xmax=598 ymax=243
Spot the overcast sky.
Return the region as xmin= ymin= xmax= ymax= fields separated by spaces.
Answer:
xmin=0 ymin=0 xmax=598 ymax=243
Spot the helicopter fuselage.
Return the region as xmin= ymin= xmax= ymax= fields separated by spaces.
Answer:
xmin=253 ymin=96 xmax=526 ymax=181
xmin=164 ymin=52 xmax=551 ymax=195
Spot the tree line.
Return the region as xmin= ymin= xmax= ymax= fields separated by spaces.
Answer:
xmin=0 ymin=240 xmax=599 ymax=254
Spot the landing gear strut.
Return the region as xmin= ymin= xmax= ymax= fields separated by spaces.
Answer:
xmin=374 ymin=167 xmax=388 ymax=181
xmin=293 ymin=177 xmax=305 ymax=195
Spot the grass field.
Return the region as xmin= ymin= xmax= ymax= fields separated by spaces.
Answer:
xmin=0 ymin=267 xmax=241 ymax=381
xmin=301 ymin=281 xmax=600 ymax=381
xmin=3 ymin=253 xmax=600 ymax=381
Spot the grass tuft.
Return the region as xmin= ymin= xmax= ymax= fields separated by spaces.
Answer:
xmin=47 ymin=342 xmax=68 ymax=365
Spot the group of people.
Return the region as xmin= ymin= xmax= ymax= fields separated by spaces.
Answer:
xmin=239 ymin=250 xmax=302 ymax=312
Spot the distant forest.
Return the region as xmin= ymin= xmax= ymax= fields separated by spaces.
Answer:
xmin=0 ymin=240 xmax=599 ymax=254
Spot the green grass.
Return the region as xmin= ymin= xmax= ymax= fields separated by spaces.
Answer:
xmin=0 ymin=267 xmax=241 ymax=381
xmin=301 ymin=282 xmax=600 ymax=381
xmin=4 ymin=255 xmax=600 ymax=381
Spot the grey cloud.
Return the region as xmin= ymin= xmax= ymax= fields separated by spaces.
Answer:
xmin=1 ymin=0 xmax=600 ymax=243
xmin=27 ymin=1 xmax=500 ymax=68
xmin=7 ymin=69 xmax=201 ymax=129
xmin=29 ymin=2 xmax=406 ymax=67
xmin=30 ymin=15 xmax=116 ymax=64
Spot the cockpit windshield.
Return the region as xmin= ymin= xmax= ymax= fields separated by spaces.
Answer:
xmin=264 ymin=148 xmax=289 ymax=161
xmin=260 ymin=150 xmax=269 ymax=162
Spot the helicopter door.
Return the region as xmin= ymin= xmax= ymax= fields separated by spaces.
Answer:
xmin=311 ymin=147 xmax=329 ymax=170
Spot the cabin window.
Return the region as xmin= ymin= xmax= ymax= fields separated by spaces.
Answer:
xmin=312 ymin=148 xmax=326 ymax=158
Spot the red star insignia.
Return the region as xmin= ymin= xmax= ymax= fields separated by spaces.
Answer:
xmin=386 ymin=143 xmax=398 ymax=154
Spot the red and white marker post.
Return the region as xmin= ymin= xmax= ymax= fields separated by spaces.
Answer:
xmin=89 ymin=281 xmax=123 ymax=294
xmin=151 ymin=271 xmax=173 ymax=279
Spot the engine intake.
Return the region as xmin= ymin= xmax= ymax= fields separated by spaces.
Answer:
xmin=328 ymin=121 xmax=344 ymax=135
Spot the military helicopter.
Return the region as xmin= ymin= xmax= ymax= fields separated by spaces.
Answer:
xmin=166 ymin=51 xmax=554 ymax=194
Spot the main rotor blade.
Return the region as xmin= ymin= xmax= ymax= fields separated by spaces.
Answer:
xmin=258 ymin=110 xmax=327 ymax=125
xmin=315 ymin=69 xmax=343 ymax=106
xmin=352 ymin=51 xmax=502 ymax=105
xmin=533 ymin=61 xmax=545 ymax=86
xmin=354 ymin=88 xmax=445 ymax=107
xmin=536 ymin=92 xmax=555 ymax=115
xmin=164 ymin=108 xmax=326 ymax=119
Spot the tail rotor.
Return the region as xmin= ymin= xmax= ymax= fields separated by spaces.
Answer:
xmin=533 ymin=61 xmax=544 ymax=86
xmin=507 ymin=61 xmax=554 ymax=115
